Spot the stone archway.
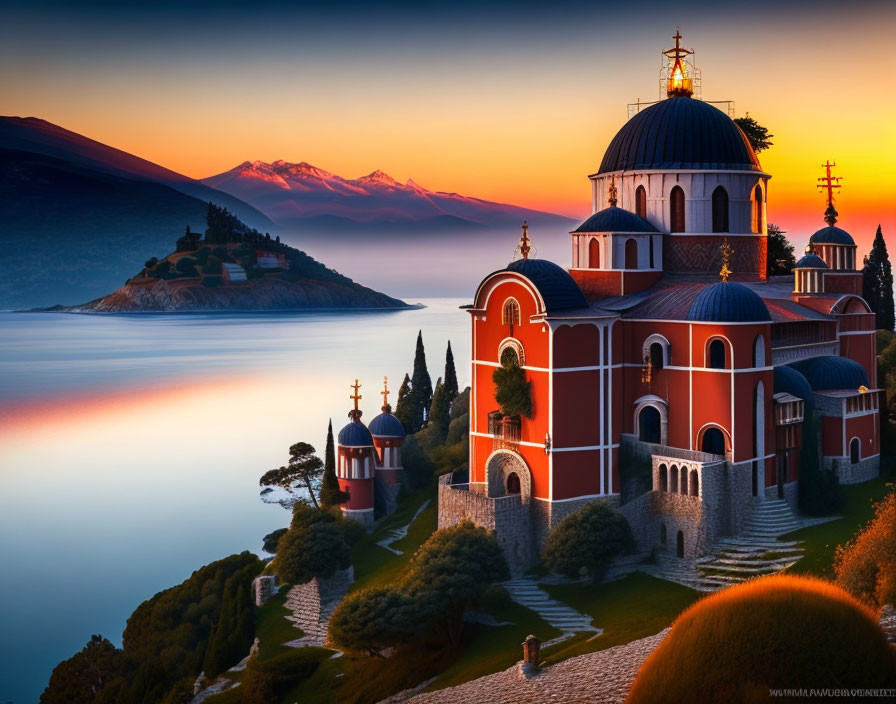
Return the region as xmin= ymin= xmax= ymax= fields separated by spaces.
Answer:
xmin=485 ymin=450 xmax=532 ymax=503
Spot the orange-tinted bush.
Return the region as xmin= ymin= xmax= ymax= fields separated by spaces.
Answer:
xmin=626 ymin=575 xmax=896 ymax=704
xmin=835 ymin=490 xmax=896 ymax=608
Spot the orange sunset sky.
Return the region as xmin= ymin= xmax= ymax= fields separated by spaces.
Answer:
xmin=2 ymin=1 xmax=894 ymax=255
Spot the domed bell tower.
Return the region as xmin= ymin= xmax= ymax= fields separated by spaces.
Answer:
xmin=336 ymin=379 xmax=376 ymax=529
xmin=368 ymin=376 xmax=406 ymax=515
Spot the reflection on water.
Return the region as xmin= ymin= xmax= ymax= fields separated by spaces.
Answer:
xmin=0 ymin=300 xmax=468 ymax=703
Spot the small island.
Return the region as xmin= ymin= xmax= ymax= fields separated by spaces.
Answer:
xmin=63 ymin=203 xmax=409 ymax=313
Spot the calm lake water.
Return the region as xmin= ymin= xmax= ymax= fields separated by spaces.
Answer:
xmin=0 ymin=300 xmax=469 ymax=704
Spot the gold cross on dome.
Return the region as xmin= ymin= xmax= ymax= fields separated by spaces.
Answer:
xmin=380 ymin=376 xmax=390 ymax=408
xmin=519 ymin=221 xmax=531 ymax=259
xmin=817 ymin=160 xmax=841 ymax=207
xmin=350 ymin=379 xmax=362 ymax=412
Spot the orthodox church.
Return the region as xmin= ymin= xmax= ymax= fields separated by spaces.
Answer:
xmin=437 ymin=31 xmax=880 ymax=571
xmin=335 ymin=378 xmax=406 ymax=529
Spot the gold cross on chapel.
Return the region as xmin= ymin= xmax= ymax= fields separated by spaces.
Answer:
xmin=380 ymin=376 xmax=390 ymax=409
xmin=350 ymin=379 xmax=362 ymax=412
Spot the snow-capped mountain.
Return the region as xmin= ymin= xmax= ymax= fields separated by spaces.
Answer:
xmin=202 ymin=160 xmax=572 ymax=229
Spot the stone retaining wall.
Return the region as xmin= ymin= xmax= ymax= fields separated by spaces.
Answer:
xmin=829 ymin=454 xmax=880 ymax=485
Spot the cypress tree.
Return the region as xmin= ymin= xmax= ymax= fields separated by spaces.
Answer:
xmin=410 ymin=331 xmax=432 ymax=431
xmin=428 ymin=377 xmax=451 ymax=443
xmin=320 ymin=419 xmax=348 ymax=508
xmin=394 ymin=373 xmax=414 ymax=433
xmin=444 ymin=341 xmax=458 ymax=402
xmin=863 ymin=226 xmax=895 ymax=331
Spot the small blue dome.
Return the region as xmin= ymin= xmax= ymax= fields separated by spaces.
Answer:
xmin=572 ymin=206 xmax=658 ymax=234
xmin=810 ymin=226 xmax=855 ymax=246
xmin=795 ymin=253 xmax=828 ymax=269
xmin=338 ymin=420 xmax=373 ymax=447
xmin=368 ymin=412 xmax=406 ymax=438
xmin=686 ymin=282 xmax=772 ymax=323
xmin=787 ymin=356 xmax=869 ymax=392
xmin=505 ymin=258 xmax=587 ymax=311
xmin=598 ymin=97 xmax=760 ymax=174
xmin=774 ymin=365 xmax=815 ymax=415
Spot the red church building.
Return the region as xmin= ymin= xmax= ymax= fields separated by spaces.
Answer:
xmin=438 ymin=33 xmax=880 ymax=571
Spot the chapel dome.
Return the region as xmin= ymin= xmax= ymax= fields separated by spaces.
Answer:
xmin=368 ymin=412 xmax=406 ymax=438
xmin=809 ymin=226 xmax=855 ymax=246
xmin=786 ymin=356 xmax=869 ymax=392
xmin=572 ymin=206 xmax=659 ymax=234
xmin=597 ymin=97 xmax=761 ymax=175
xmin=504 ymin=258 xmax=588 ymax=311
xmin=686 ymin=281 xmax=772 ymax=323
xmin=795 ymin=253 xmax=828 ymax=269
xmin=338 ymin=419 xmax=374 ymax=447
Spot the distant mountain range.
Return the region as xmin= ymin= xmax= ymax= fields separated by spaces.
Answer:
xmin=0 ymin=116 xmax=577 ymax=308
xmin=202 ymin=160 xmax=572 ymax=232
xmin=0 ymin=117 xmax=274 ymax=309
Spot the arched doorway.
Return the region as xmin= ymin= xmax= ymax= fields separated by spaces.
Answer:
xmin=701 ymin=427 xmax=726 ymax=456
xmin=624 ymin=238 xmax=638 ymax=269
xmin=485 ymin=450 xmax=531 ymax=501
xmin=670 ymin=186 xmax=685 ymax=233
xmin=712 ymin=186 xmax=729 ymax=233
xmin=589 ymin=238 xmax=600 ymax=268
xmin=850 ymin=438 xmax=860 ymax=464
xmin=638 ymin=406 xmax=661 ymax=444
xmin=676 ymin=530 xmax=684 ymax=558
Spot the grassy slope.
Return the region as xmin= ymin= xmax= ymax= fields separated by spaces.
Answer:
xmin=426 ymin=600 xmax=561 ymax=691
xmin=540 ymin=572 xmax=701 ymax=665
xmin=784 ymin=474 xmax=891 ymax=578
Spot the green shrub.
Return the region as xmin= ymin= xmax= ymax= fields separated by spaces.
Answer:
xmin=627 ymin=575 xmax=896 ymax=704
xmin=329 ymin=521 xmax=509 ymax=653
xmin=492 ymin=348 xmax=532 ymax=417
xmin=175 ymin=256 xmax=198 ymax=276
xmin=274 ymin=506 xmax=351 ymax=584
xmin=542 ymin=501 xmax=633 ymax=582
xmin=202 ymin=275 xmax=223 ymax=288
xmin=242 ymin=649 xmax=326 ymax=703
xmin=262 ymin=527 xmax=288 ymax=555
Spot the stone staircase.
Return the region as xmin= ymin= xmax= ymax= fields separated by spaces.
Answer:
xmin=284 ymin=566 xmax=354 ymax=648
xmin=504 ymin=578 xmax=601 ymax=647
xmin=694 ymin=498 xmax=805 ymax=590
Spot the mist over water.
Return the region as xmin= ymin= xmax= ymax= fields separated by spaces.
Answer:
xmin=0 ymin=301 xmax=468 ymax=703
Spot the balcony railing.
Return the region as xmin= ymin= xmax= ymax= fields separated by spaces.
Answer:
xmin=488 ymin=411 xmax=521 ymax=451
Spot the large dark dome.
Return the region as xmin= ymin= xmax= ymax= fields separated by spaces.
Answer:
xmin=686 ymin=282 xmax=771 ymax=323
xmin=597 ymin=97 xmax=761 ymax=174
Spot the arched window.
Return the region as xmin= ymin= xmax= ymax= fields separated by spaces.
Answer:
xmin=589 ymin=238 xmax=600 ymax=268
xmin=670 ymin=465 xmax=679 ymax=492
xmin=625 ymin=238 xmax=638 ymax=269
xmin=752 ymin=185 xmax=763 ymax=234
xmin=670 ymin=186 xmax=685 ymax=233
xmin=676 ymin=530 xmax=684 ymax=558
xmin=752 ymin=334 xmax=766 ymax=367
xmin=680 ymin=467 xmax=688 ymax=494
xmin=638 ymin=406 xmax=661 ymax=444
xmin=850 ymin=438 xmax=860 ymax=464
xmin=702 ymin=427 xmax=726 ymax=456
xmin=636 ymin=185 xmax=647 ymax=218
xmin=649 ymin=342 xmax=664 ymax=371
xmin=506 ymin=472 xmax=521 ymax=494
xmin=712 ymin=186 xmax=729 ymax=233
xmin=708 ymin=339 xmax=726 ymax=369
xmin=659 ymin=464 xmax=668 ymax=491
xmin=502 ymin=298 xmax=520 ymax=327
xmin=660 ymin=523 xmax=667 ymax=546
xmin=690 ymin=470 xmax=699 ymax=496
